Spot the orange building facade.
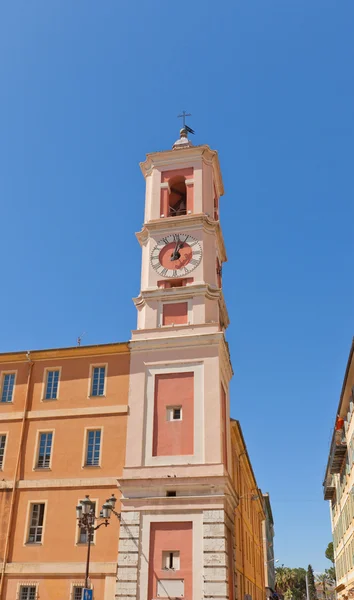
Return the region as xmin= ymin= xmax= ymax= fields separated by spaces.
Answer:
xmin=0 ymin=342 xmax=129 ymax=600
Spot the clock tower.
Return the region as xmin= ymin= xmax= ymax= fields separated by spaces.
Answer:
xmin=116 ymin=127 xmax=236 ymax=600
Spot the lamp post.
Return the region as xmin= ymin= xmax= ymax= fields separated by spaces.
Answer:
xmin=76 ymin=494 xmax=120 ymax=590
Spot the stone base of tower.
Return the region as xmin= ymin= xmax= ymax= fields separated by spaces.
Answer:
xmin=203 ymin=510 xmax=237 ymax=600
xmin=115 ymin=511 xmax=141 ymax=600
xmin=115 ymin=509 xmax=237 ymax=600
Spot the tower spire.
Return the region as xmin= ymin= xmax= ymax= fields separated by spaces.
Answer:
xmin=173 ymin=111 xmax=195 ymax=149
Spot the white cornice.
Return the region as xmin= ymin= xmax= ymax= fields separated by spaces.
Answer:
xmin=133 ymin=283 xmax=223 ymax=305
xmin=3 ymin=561 xmax=117 ymax=575
xmin=129 ymin=330 xmax=224 ymax=353
xmin=139 ymin=144 xmax=224 ymax=197
xmin=129 ymin=331 xmax=233 ymax=377
xmin=136 ymin=214 xmax=227 ymax=263
xmin=0 ymin=404 xmax=128 ymax=423
xmin=133 ymin=284 xmax=230 ymax=331
xmin=0 ymin=476 xmax=120 ymax=490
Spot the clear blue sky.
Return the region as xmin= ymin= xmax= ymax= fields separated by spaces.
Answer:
xmin=1 ymin=0 xmax=353 ymax=572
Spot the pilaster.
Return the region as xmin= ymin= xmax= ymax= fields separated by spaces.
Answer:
xmin=116 ymin=512 xmax=141 ymax=600
xmin=203 ymin=510 xmax=237 ymax=600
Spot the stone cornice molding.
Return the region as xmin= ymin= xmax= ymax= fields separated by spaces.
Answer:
xmin=119 ymin=473 xmax=227 ymax=488
xmin=133 ymin=283 xmax=212 ymax=305
xmin=0 ymin=342 xmax=129 ymax=364
xmin=129 ymin=331 xmax=224 ymax=353
xmin=0 ymin=404 xmax=128 ymax=423
xmin=2 ymin=562 xmax=117 ymax=575
xmin=120 ymin=496 xmax=234 ymax=511
xmin=136 ymin=214 xmax=227 ymax=263
xmin=0 ymin=476 xmax=120 ymax=490
xmin=139 ymin=144 xmax=224 ymax=197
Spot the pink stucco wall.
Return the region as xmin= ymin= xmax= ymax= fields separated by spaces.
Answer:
xmin=148 ymin=521 xmax=193 ymax=600
xmin=152 ymin=373 xmax=194 ymax=456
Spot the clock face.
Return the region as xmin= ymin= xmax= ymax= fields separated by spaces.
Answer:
xmin=150 ymin=233 xmax=202 ymax=278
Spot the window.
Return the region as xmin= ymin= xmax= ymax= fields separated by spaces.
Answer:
xmin=172 ymin=407 xmax=181 ymax=420
xmin=44 ymin=370 xmax=59 ymax=400
xmin=91 ymin=366 xmax=105 ymax=397
xmin=78 ymin=502 xmax=96 ymax=544
xmin=1 ymin=373 xmax=15 ymax=403
xmin=85 ymin=430 xmax=101 ymax=466
xmin=166 ymin=406 xmax=182 ymax=421
xmin=72 ymin=587 xmax=83 ymax=600
xmin=36 ymin=432 xmax=53 ymax=468
xmin=27 ymin=503 xmax=45 ymax=544
xmin=19 ymin=587 xmax=36 ymax=600
xmin=0 ymin=435 xmax=6 ymax=469
xmin=166 ymin=491 xmax=176 ymax=497
xmin=162 ymin=550 xmax=180 ymax=570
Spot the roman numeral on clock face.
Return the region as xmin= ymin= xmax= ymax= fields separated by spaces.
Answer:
xmin=189 ymin=258 xmax=199 ymax=266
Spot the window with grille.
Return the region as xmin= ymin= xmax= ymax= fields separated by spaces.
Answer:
xmin=85 ymin=430 xmax=101 ymax=466
xmin=0 ymin=435 xmax=6 ymax=469
xmin=72 ymin=586 xmax=83 ymax=600
xmin=27 ymin=503 xmax=45 ymax=544
xmin=162 ymin=550 xmax=180 ymax=570
xmin=78 ymin=502 xmax=96 ymax=544
xmin=91 ymin=366 xmax=105 ymax=396
xmin=19 ymin=585 xmax=36 ymax=600
xmin=1 ymin=373 xmax=15 ymax=403
xmin=166 ymin=406 xmax=182 ymax=421
xmin=44 ymin=370 xmax=59 ymax=400
xmin=36 ymin=432 xmax=53 ymax=468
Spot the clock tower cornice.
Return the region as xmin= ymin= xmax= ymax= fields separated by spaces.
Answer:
xmin=133 ymin=284 xmax=230 ymax=330
xmin=139 ymin=144 xmax=224 ymax=198
xmin=136 ymin=214 xmax=227 ymax=263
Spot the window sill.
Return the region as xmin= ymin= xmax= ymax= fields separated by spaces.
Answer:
xmin=0 ymin=401 xmax=14 ymax=405
xmin=25 ymin=542 xmax=43 ymax=546
xmin=41 ymin=398 xmax=58 ymax=402
xmin=82 ymin=465 xmax=101 ymax=469
xmin=33 ymin=467 xmax=51 ymax=471
xmin=88 ymin=395 xmax=106 ymax=399
xmin=76 ymin=542 xmax=96 ymax=546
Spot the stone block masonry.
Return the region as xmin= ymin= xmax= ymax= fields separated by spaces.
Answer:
xmin=116 ymin=512 xmax=141 ymax=600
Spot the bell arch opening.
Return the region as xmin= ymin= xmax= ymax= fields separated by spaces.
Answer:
xmin=168 ymin=176 xmax=187 ymax=217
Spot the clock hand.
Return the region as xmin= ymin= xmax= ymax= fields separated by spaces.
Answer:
xmin=171 ymin=237 xmax=183 ymax=261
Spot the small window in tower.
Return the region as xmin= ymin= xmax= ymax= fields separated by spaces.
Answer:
xmin=167 ymin=406 xmax=182 ymax=421
xmin=166 ymin=490 xmax=177 ymax=497
xmin=169 ymin=177 xmax=187 ymax=217
xmin=162 ymin=550 xmax=180 ymax=570
xmin=173 ymin=407 xmax=181 ymax=420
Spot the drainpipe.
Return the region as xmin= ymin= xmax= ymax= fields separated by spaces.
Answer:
xmin=0 ymin=354 xmax=33 ymax=599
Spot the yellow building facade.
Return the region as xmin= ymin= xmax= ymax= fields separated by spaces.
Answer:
xmin=0 ymin=342 xmax=130 ymax=600
xmin=324 ymin=340 xmax=354 ymax=600
xmin=230 ymin=420 xmax=266 ymax=600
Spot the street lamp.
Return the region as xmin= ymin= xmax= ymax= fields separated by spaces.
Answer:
xmin=265 ymin=558 xmax=279 ymax=564
xmin=76 ymin=494 xmax=120 ymax=590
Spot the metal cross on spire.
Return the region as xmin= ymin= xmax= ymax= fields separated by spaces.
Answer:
xmin=177 ymin=111 xmax=191 ymax=128
xmin=177 ymin=111 xmax=195 ymax=135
